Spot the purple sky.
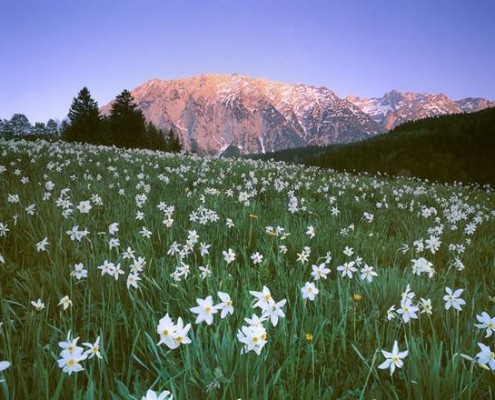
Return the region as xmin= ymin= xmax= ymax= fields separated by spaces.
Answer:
xmin=1 ymin=0 xmax=494 ymax=123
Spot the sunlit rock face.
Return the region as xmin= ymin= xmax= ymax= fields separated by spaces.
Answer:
xmin=102 ymin=74 xmax=380 ymax=155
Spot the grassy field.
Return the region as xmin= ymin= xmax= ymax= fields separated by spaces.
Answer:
xmin=1 ymin=138 xmax=495 ymax=399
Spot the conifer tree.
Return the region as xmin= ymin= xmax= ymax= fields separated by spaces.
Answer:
xmin=9 ymin=113 xmax=32 ymax=135
xmin=108 ymin=90 xmax=147 ymax=148
xmin=46 ymin=119 xmax=59 ymax=136
xmin=64 ymin=87 xmax=101 ymax=143
xmin=167 ymin=129 xmax=182 ymax=153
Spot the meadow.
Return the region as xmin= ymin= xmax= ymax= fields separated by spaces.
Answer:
xmin=1 ymin=138 xmax=495 ymax=399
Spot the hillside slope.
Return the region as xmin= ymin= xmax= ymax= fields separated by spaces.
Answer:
xmin=305 ymin=107 xmax=495 ymax=185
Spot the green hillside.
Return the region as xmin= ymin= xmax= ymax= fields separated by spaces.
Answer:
xmin=306 ymin=107 xmax=495 ymax=185
xmin=252 ymin=108 xmax=495 ymax=186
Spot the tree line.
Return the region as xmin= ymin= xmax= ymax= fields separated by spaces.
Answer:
xmin=246 ymin=107 xmax=495 ymax=186
xmin=0 ymin=114 xmax=60 ymax=136
xmin=0 ymin=87 xmax=181 ymax=153
xmin=305 ymin=107 xmax=495 ymax=186
xmin=63 ymin=87 xmax=181 ymax=152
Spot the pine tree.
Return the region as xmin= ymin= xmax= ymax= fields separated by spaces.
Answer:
xmin=167 ymin=129 xmax=182 ymax=153
xmin=32 ymin=122 xmax=47 ymax=135
xmin=64 ymin=87 xmax=101 ymax=143
xmin=9 ymin=114 xmax=32 ymax=135
xmin=0 ymin=119 xmax=8 ymax=135
xmin=108 ymin=90 xmax=147 ymax=148
xmin=46 ymin=119 xmax=59 ymax=136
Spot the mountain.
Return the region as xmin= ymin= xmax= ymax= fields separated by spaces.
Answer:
xmin=303 ymin=107 xmax=495 ymax=185
xmin=102 ymin=74 xmax=380 ymax=154
xmin=347 ymin=90 xmax=495 ymax=131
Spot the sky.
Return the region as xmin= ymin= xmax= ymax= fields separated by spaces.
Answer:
xmin=1 ymin=0 xmax=494 ymax=123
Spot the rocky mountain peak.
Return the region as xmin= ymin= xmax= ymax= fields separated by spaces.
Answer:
xmin=103 ymin=74 xmax=380 ymax=155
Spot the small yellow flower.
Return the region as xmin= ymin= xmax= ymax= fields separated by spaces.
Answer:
xmin=305 ymin=333 xmax=313 ymax=342
xmin=353 ymin=294 xmax=363 ymax=301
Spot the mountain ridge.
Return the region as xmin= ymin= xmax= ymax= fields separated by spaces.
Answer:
xmin=347 ymin=90 xmax=495 ymax=131
xmin=102 ymin=74 xmax=380 ymax=154
xmin=101 ymin=74 xmax=494 ymax=154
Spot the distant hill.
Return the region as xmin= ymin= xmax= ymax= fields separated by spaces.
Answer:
xmin=252 ymin=108 xmax=495 ymax=186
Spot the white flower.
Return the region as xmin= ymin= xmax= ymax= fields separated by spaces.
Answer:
xmin=83 ymin=337 xmax=102 ymax=359
xmin=336 ymin=261 xmax=357 ymax=279
xmin=443 ymin=287 xmax=466 ymax=311
xmin=397 ymin=298 xmax=419 ymax=323
xmin=250 ymin=252 xmax=263 ymax=265
xmin=140 ymin=227 xmax=152 ymax=239
xmin=301 ymin=281 xmax=319 ymax=301
xmin=475 ymin=343 xmax=495 ymax=370
xmin=126 ymin=273 xmax=141 ymax=289
xmin=363 ymin=212 xmax=374 ymax=223
xmin=378 ymin=340 xmax=408 ymax=375
xmin=261 ymin=299 xmax=287 ymax=327
xmin=249 ymin=286 xmax=273 ymax=309
xmin=311 ymin=263 xmax=330 ymax=280
xmin=190 ymin=296 xmax=218 ymax=325
xmin=223 ymin=248 xmax=236 ymax=265
xmin=198 ymin=265 xmax=212 ymax=280
xmin=108 ymin=222 xmax=119 ymax=235
xmin=57 ymin=347 xmax=87 ymax=375
xmin=215 ymin=292 xmax=234 ymax=319
xmin=425 ymin=235 xmax=441 ymax=254
xmin=0 ymin=360 xmax=10 ymax=382
xmin=0 ymin=360 xmax=11 ymax=372
xmin=237 ymin=325 xmax=267 ymax=355
xmin=36 ymin=237 xmax=49 ymax=252
xmin=157 ymin=314 xmax=191 ymax=350
xmin=71 ymin=263 xmax=88 ymax=280
xmin=386 ymin=305 xmax=396 ymax=320
xmin=199 ymin=242 xmax=211 ymax=257
xmin=306 ymin=225 xmax=315 ymax=239
xmin=360 ymin=264 xmax=378 ymax=283
xmin=343 ymin=246 xmax=354 ymax=257
xmin=122 ymin=247 xmax=135 ymax=260
xmin=141 ymin=389 xmax=173 ymax=400
xmin=76 ymin=200 xmax=92 ymax=214
xmin=108 ymin=238 xmax=120 ymax=250
xmin=419 ymin=298 xmax=433 ymax=315
xmin=58 ymin=295 xmax=72 ymax=310
xmin=475 ymin=312 xmax=495 ymax=338
xmin=411 ymin=257 xmax=435 ymax=278
xmin=31 ymin=298 xmax=45 ymax=311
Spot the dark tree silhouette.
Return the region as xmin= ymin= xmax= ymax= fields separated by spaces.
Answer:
xmin=108 ymin=90 xmax=147 ymax=148
xmin=64 ymin=87 xmax=101 ymax=143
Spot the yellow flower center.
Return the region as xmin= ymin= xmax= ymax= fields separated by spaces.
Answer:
xmin=67 ymin=358 xmax=76 ymax=367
